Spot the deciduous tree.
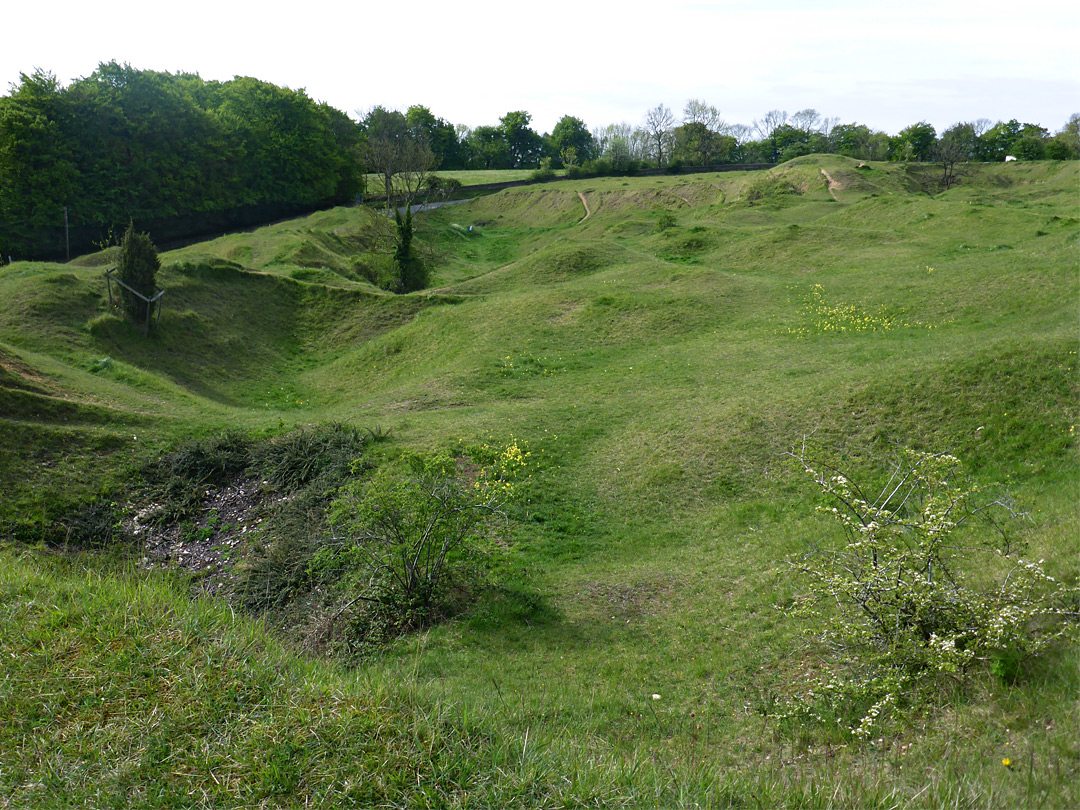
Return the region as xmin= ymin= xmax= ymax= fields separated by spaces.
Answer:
xmin=499 ymin=110 xmax=542 ymax=168
xmin=361 ymin=106 xmax=436 ymax=212
xmin=644 ymin=103 xmax=676 ymax=168
xmin=548 ymin=115 xmax=595 ymax=167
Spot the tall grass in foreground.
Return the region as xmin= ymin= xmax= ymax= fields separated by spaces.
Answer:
xmin=3 ymin=547 xmax=1076 ymax=808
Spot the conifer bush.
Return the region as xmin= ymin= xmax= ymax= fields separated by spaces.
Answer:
xmin=117 ymin=223 xmax=160 ymax=323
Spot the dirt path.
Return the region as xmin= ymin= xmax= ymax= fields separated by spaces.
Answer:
xmin=0 ymin=349 xmax=48 ymax=387
xmin=820 ymin=169 xmax=841 ymax=202
xmin=577 ymin=191 xmax=592 ymax=223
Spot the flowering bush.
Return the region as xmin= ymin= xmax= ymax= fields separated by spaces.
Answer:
xmin=778 ymin=447 xmax=1077 ymax=739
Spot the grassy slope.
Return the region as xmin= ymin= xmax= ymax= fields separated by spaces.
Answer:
xmin=1 ymin=157 xmax=1077 ymax=807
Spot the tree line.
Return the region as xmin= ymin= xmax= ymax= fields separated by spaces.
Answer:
xmin=3 ymin=61 xmax=1078 ymax=260
xmin=0 ymin=63 xmax=364 ymax=259
xmin=408 ymin=101 xmax=1080 ymax=174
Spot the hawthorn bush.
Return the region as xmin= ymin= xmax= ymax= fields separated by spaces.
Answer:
xmin=779 ymin=447 xmax=1077 ymax=739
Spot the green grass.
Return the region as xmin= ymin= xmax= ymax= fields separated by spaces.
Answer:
xmin=363 ymin=168 xmax=567 ymax=198
xmin=2 ymin=157 xmax=1078 ymax=807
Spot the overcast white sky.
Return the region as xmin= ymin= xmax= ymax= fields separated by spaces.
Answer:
xmin=3 ymin=0 xmax=1077 ymax=136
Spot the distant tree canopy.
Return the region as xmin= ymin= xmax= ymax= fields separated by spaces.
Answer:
xmin=546 ymin=116 xmax=596 ymax=168
xmin=0 ymin=63 xmax=364 ymax=259
xmin=3 ymin=63 xmax=1077 ymax=258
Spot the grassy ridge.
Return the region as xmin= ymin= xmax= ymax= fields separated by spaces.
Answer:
xmin=1 ymin=157 xmax=1077 ymax=807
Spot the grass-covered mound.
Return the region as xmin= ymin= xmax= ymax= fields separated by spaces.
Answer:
xmin=1 ymin=158 xmax=1077 ymax=808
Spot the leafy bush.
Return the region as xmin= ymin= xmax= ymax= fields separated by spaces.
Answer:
xmin=778 ymin=447 xmax=1077 ymax=739
xmin=745 ymin=175 xmax=800 ymax=202
xmin=234 ymin=425 xmax=387 ymax=612
xmin=529 ymin=157 xmax=556 ymax=182
xmin=311 ymin=444 xmax=528 ymax=635
xmin=234 ymin=493 xmax=327 ymax=611
xmin=581 ymin=158 xmax=613 ymax=177
xmin=423 ymin=175 xmax=463 ymax=201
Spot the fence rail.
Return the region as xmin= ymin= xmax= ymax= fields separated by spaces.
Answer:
xmin=105 ymin=267 xmax=164 ymax=333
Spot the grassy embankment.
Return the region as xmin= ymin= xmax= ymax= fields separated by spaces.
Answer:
xmin=1 ymin=156 xmax=1077 ymax=807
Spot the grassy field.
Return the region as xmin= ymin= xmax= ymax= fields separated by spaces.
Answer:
xmin=364 ymin=168 xmax=564 ymax=196
xmin=1 ymin=156 xmax=1077 ymax=808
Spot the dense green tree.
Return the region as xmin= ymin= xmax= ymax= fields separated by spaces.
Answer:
xmin=1012 ymin=136 xmax=1046 ymax=160
xmin=0 ymin=62 xmax=363 ymax=258
xmin=464 ymin=125 xmax=511 ymax=169
xmin=938 ymin=122 xmax=980 ymax=161
xmin=1045 ymin=114 xmax=1079 ymax=160
xmin=673 ymin=122 xmax=734 ymax=165
xmin=213 ymin=75 xmax=353 ymax=206
xmin=64 ymin=64 xmax=235 ymax=223
xmin=772 ymin=124 xmax=811 ymax=160
xmin=499 ymin=111 xmax=543 ymax=168
xmin=406 ymin=105 xmax=462 ymax=169
xmin=982 ymin=119 xmax=1023 ymax=161
xmin=547 ymin=115 xmax=595 ymax=167
xmin=893 ymin=121 xmax=937 ymax=161
xmin=1044 ymin=137 xmax=1077 ymax=160
xmin=831 ymin=123 xmax=874 ymax=158
xmin=0 ymin=71 xmax=77 ymax=255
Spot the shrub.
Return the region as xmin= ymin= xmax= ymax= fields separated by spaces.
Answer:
xmin=1012 ymin=136 xmax=1046 ymax=161
xmin=529 ymin=157 xmax=556 ymax=182
xmin=56 ymin=499 xmax=130 ymax=549
xmin=778 ymin=447 xmax=1078 ymax=739
xmin=581 ymin=158 xmax=613 ymax=177
xmin=117 ymin=223 xmax=160 ymax=323
xmin=311 ymin=444 xmax=527 ymax=633
xmin=745 ymin=175 xmax=800 ymax=202
xmin=234 ymin=492 xmax=327 ymax=611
